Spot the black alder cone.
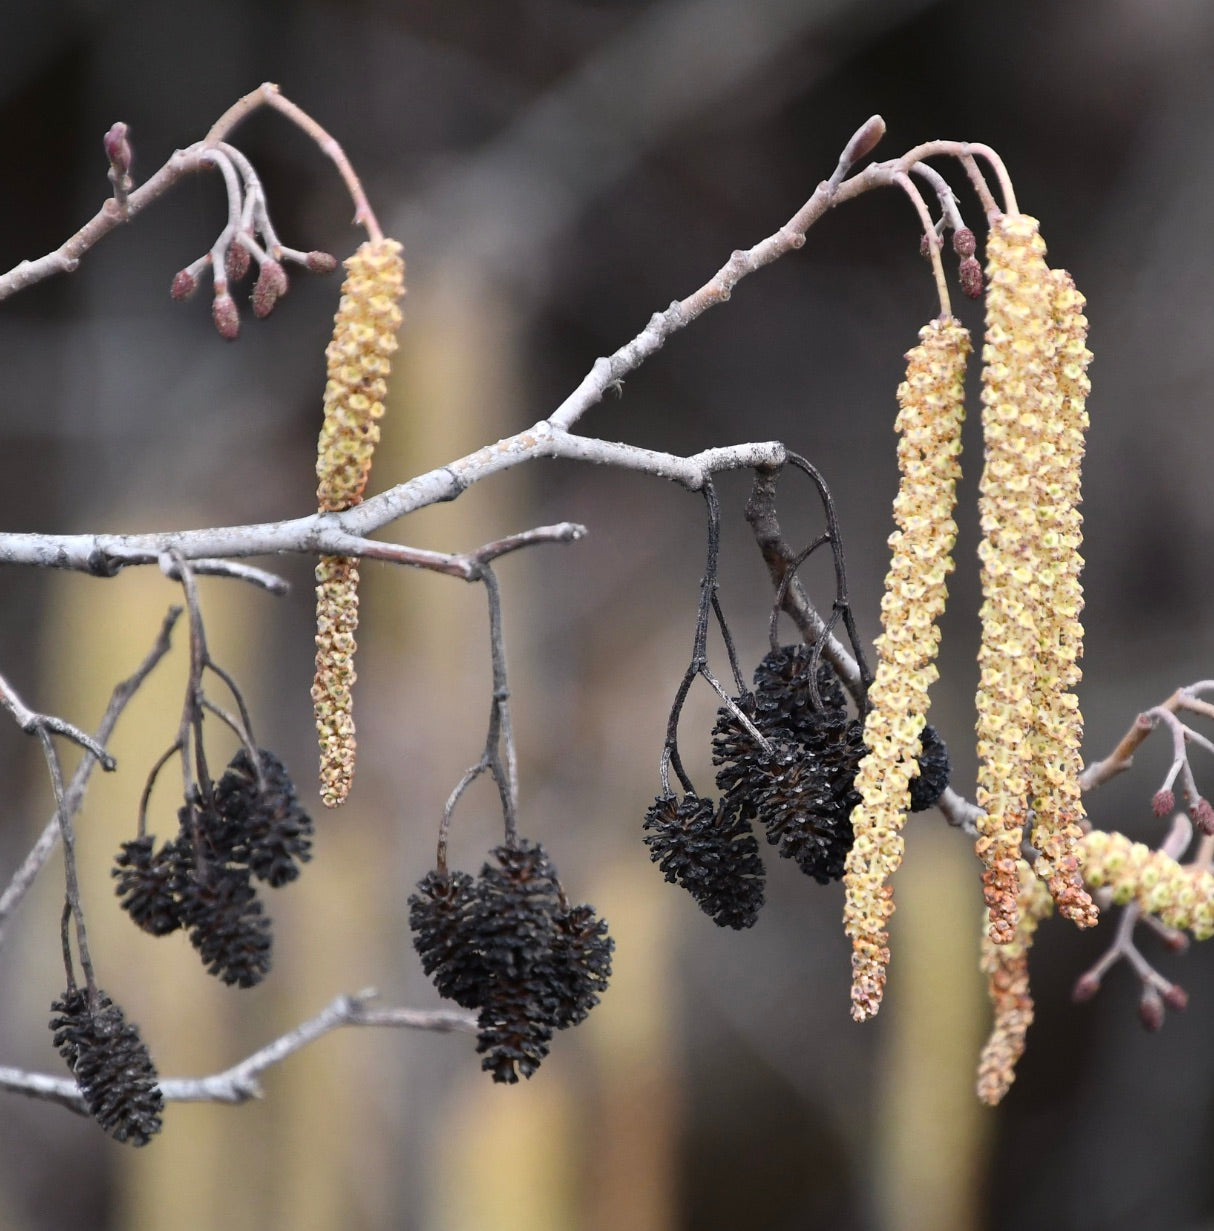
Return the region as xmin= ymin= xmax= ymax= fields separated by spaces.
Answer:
xmin=212 ymin=748 xmax=313 ymax=887
xmin=113 ymin=836 xmax=186 ymax=936
xmin=409 ymin=842 xmax=615 ymax=1083
xmin=642 ymin=792 xmax=765 ymax=928
xmin=749 ymin=644 xmax=848 ymax=741
xmin=178 ymin=869 xmax=273 ymax=988
xmin=908 ymin=724 xmax=950 ymax=812
xmin=549 ymin=903 xmax=614 ymax=1029
xmin=49 ymin=988 xmax=164 ymax=1147
xmin=711 ymin=645 xmax=952 ymax=883
xmin=471 ymin=842 xmax=565 ymax=1083
xmin=408 ymin=869 xmax=485 ymax=1010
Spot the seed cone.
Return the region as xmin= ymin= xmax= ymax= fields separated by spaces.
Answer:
xmin=408 ymin=841 xmax=614 ymax=1082
xmin=50 ymin=988 xmax=163 ymax=1146
xmin=313 ymin=237 xmax=405 ymax=807
xmin=642 ymin=791 xmax=765 ymax=928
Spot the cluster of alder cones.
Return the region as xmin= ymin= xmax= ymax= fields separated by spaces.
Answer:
xmin=642 ymin=643 xmax=950 ymax=929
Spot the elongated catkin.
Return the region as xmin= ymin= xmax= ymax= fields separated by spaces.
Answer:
xmin=313 ymin=238 xmax=405 ymax=808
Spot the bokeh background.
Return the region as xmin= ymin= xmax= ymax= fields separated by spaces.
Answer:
xmin=2 ymin=2 xmax=1213 ymax=1229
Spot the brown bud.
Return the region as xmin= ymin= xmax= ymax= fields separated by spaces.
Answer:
xmin=225 ymin=239 xmax=252 ymax=284
xmin=952 ymin=227 xmax=977 ymax=257
xmin=170 ymin=269 xmax=198 ymax=301
xmin=212 ymin=291 xmax=240 ymax=340
xmin=958 ymin=256 xmax=984 ymax=299
xmin=1192 ymin=797 xmax=1214 ymax=834
xmin=103 ymin=122 xmax=132 ymax=176
xmin=1162 ymin=983 xmax=1189 ymax=1013
xmin=1162 ymin=928 xmax=1190 ymax=954
xmin=842 ymin=115 xmax=886 ymax=167
xmin=305 ymin=251 xmax=339 ymax=274
xmin=1138 ymin=987 xmax=1165 ymax=1032
xmin=1152 ymin=788 xmax=1175 ymax=818
xmin=1071 ymin=971 xmax=1101 ymax=1003
xmin=251 ymin=259 xmax=289 ymax=319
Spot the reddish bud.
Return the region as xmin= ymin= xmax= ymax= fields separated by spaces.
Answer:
xmin=1072 ymin=971 xmax=1101 ymax=1003
xmin=1138 ymin=987 xmax=1165 ymax=1032
xmin=919 ymin=232 xmax=931 ymax=260
xmin=212 ymin=291 xmax=240 ymax=340
xmin=170 ymin=269 xmax=198 ymax=301
xmin=1162 ymin=928 xmax=1190 ymax=953
xmin=225 ymin=240 xmax=252 ymax=284
xmin=1162 ymin=983 xmax=1189 ymax=1013
xmin=1152 ymin=788 xmax=1175 ymax=818
xmin=952 ymin=227 xmax=977 ymax=257
xmin=305 ymin=251 xmax=339 ymax=274
xmin=1192 ymin=797 xmax=1214 ymax=834
xmin=958 ymin=256 xmax=984 ymax=299
xmin=251 ymin=259 xmax=289 ymax=319
xmin=842 ymin=115 xmax=886 ymax=167
xmin=103 ymin=122 xmax=132 ymax=176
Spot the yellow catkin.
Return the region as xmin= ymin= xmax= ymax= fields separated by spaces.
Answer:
xmin=844 ymin=316 xmax=970 ymax=1021
xmin=1079 ymin=831 xmax=1214 ymax=940
xmin=1025 ymin=269 xmax=1094 ymax=924
xmin=975 ymin=214 xmax=1096 ymax=940
xmin=976 ymin=859 xmax=1053 ymax=1105
xmin=312 ymin=237 xmax=406 ymax=808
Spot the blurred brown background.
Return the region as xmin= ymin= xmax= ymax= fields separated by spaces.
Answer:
xmin=2 ymin=2 xmax=1213 ymax=1229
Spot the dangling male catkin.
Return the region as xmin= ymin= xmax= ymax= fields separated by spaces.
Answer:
xmin=313 ymin=237 xmax=405 ymax=807
xmin=974 ymin=215 xmax=1096 ymax=938
xmin=844 ymin=315 xmax=969 ymax=1021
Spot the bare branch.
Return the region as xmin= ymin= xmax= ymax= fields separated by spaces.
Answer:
xmin=0 ymin=991 xmax=476 ymax=1113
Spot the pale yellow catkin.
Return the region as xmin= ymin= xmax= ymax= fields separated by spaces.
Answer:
xmin=312 ymin=238 xmax=406 ymax=808
xmin=975 ymin=215 xmax=1095 ymax=940
xmin=844 ymin=316 xmax=969 ymax=1022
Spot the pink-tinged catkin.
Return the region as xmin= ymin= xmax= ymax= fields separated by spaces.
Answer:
xmin=844 ymin=316 xmax=970 ymax=1021
xmin=313 ymin=238 xmax=405 ymax=808
xmin=975 ymin=215 xmax=1096 ymax=941
xmin=976 ymin=860 xmax=1053 ymax=1105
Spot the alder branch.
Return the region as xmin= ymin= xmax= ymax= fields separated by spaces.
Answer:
xmin=0 ymin=991 xmax=476 ymax=1114
xmin=0 ymin=437 xmax=786 ymax=575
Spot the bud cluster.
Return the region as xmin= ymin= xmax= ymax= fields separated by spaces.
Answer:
xmin=408 ymin=840 xmax=613 ymax=1083
xmin=113 ymin=748 xmax=312 ymax=987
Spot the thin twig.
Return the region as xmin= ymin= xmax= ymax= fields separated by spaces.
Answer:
xmin=0 ymin=608 xmax=182 ymax=945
